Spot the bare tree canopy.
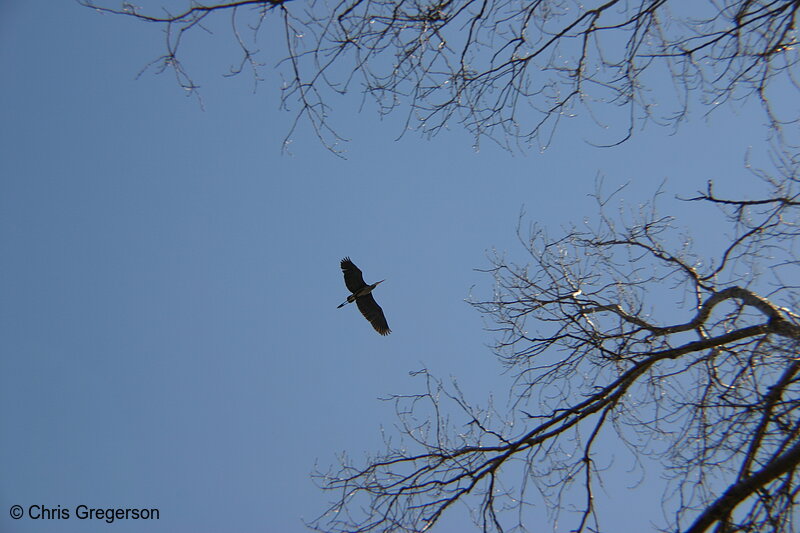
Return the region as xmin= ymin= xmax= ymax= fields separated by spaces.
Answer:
xmin=311 ymin=168 xmax=800 ymax=532
xmin=82 ymin=0 xmax=799 ymax=152
xmin=81 ymin=2 xmax=800 ymax=531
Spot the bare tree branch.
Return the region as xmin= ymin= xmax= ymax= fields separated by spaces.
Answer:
xmin=309 ymin=168 xmax=800 ymax=532
xmin=82 ymin=1 xmax=800 ymax=152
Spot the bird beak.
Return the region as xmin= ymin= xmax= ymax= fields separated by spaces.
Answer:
xmin=377 ymin=279 xmax=386 ymax=285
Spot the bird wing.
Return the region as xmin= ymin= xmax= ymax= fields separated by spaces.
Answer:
xmin=341 ymin=257 xmax=367 ymax=293
xmin=356 ymin=293 xmax=391 ymax=335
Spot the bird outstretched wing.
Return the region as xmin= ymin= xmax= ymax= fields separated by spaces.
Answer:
xmin=356 ymin=293 xmax=391 ymax=335
xmin=341 ymin=257 xmax=367 ymax=293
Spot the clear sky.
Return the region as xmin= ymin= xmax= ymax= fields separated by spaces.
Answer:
xmin=0 ymin=2 xmax=784 ymax=533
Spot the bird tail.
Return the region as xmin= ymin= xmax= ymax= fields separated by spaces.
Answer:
xmin=338 ymin=294 xmax=357 ymax=308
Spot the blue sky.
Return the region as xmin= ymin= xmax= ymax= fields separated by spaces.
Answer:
xmin=0 ymin=2 xmax=784 ymax=532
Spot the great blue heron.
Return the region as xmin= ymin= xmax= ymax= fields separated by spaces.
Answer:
xmin=337 ymin=257 xmax=391 ymax=335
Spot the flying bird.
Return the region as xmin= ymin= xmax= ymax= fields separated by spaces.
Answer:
xmin=337 ymin=257 xmax=391 ymax=335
